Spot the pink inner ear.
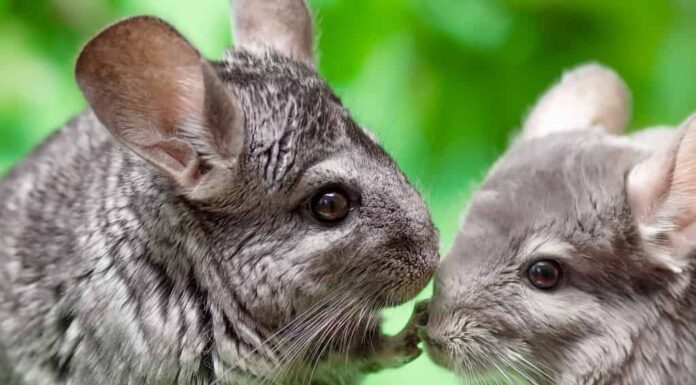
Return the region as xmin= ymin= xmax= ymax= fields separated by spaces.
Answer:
xmin=665 ymin=117 xmax=696 ymax=232
xmin=75 ymin=16 xmax=207 ymax=140
xmin=75 ymin=16 xmax=245 ymax=200
xmin=627 ymin=149 xmax=674 ymax=222
xmin=156 ymin=138 xmax=198 ymax=169
xmin=130 ymin=138 xmax=199 ymax=185
xmin=75 ymin=17 xmax=220 ymax=186
xmin=628 ymin=115 xmax=696 ymax=262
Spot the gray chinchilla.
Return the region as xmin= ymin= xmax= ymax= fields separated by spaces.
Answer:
xmin=0 ymin=1 xmax=439 ymax=384
xmin=420 ymin=63 xmax=696 ymax=385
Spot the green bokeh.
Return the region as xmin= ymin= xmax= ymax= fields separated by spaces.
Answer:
xmin=1 ymin=0 xmax=695 ymax=384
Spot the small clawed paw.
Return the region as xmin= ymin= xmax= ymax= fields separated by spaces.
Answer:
xmin=387 ymin=338 xmax=422 ymax=367
xmin=371 ymin=300 xmax=431 ymax=370
xmin=371 ymin=336 xmax=422 ymax=371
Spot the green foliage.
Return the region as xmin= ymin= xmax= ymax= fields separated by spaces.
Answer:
xmin=1 ymin=0 xmax=695 ymax=383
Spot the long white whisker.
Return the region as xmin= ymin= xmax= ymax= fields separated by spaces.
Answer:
xmin=211 ymin=286 xmax=349 ymax=385
xmin=302 ymin=296 xmax=358 ymax=384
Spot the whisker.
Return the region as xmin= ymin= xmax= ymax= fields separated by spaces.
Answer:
xmin=275 ymin=299 xmax=348 ymax=383
xmin=302 ymin=296 xmax=359 ymax=384
xmin=212 ymin=279 xmax=387 ymax=385
xmin=514 ymin=354 xmax=553 ymax=383
xmin=214 ymin=287 xmax=348 ymax=385
xmin=499 ymin=355 xmax=536 ymax=385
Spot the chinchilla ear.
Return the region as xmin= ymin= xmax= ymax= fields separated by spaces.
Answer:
xmin=76 ymin=16 xmax=244 ymax=200
xmin=230 ymin=0 xmax=314 ymax=66
xmin=627 ymin=114 xmax=696 ymax=273
xmin=521 ymin=63 xmax=631 ymax=140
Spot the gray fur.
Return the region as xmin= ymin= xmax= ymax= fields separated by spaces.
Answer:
xmin=423 ymin=64 xmax=696 ymax=385
xmin=0 ymin=6 xmax=438 ymax=385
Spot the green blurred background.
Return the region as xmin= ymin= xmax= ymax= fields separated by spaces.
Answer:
xmin=2 ymin=0 xmax=696 ymax=384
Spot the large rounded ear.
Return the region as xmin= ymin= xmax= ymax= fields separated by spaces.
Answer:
xmin=627 ymin=115 xmax=696 ymax=273
xmin=522 ymin=63 xmax=631 ymax=140
xmin=76 ymin=16 xmax=245 ymax=201
xmin=230 ymin=0 xmax=314 ymax=66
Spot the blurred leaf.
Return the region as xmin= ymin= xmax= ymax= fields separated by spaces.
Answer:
xmin=411 ymin=0 xmax=513 ymax=50
xmin=50 ymin=0 xmax=116 ymax=35
xmin=312 ymin=0 xmax=412 ymax=83
xmin=0 ymin=18 xmax=83 ymax=159
xmin=650 ymin=4 xmax=696 ymax=124
xmin=336 ymin=34 xmax=428 ymax=176
xmin=120 ymin=0 xmax=231 ymax=58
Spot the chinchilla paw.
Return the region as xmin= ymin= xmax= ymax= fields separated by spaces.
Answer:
xmin=363 ymin=301 xmax=429 ymax=372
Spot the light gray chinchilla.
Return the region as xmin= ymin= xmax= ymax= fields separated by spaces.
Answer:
xmin=0 ymin=1 xmax=439 ymax=384
xmin=419 ymin=63 xmax=696 ymax=385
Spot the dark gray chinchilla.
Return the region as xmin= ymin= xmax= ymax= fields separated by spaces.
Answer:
xmin=419 ymin=63 xmax=696 ymax=385
xmin=0 ymin=1 xmax=439 ymax=384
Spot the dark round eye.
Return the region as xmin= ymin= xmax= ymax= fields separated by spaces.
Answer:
xmin=309 ymin=189 xmax=351 ymax=223
xmin=527 ymin=260 xmax=562 ymax=290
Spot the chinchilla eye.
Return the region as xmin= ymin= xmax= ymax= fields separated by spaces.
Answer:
xmin=527 ymin=259 xmax=562 ymax=290
xmin=309 ymin=188 xmax=351 ymax=223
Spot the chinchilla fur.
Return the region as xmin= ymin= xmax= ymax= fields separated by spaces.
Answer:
xmin=0 ymin=2 xmax=438 ymax=385
xmin=422 ymin=63 xmax=696 ymax=385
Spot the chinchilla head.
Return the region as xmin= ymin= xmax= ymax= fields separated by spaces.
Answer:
xmin=423 ymin=64 xmax=696 ymax=383
xmin=75 ymin=0 xmax=437 ymax=368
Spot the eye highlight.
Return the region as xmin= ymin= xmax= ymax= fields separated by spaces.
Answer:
xmin=527 ymin=259 xmax=562 ymax=290
xmin=308 ymin=188 xmax=351 ymax=223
